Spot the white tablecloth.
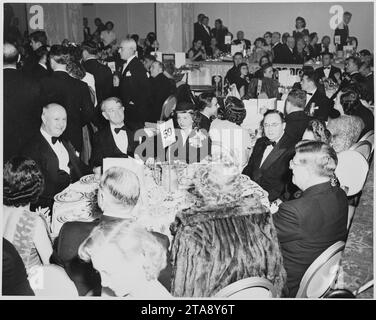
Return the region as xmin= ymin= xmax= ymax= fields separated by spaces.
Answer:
xmin=52 ymin=166 xmax=270 ymax=242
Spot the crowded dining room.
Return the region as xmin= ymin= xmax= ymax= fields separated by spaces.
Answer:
xmin=2 ymin=1 xmax=374 ymax=299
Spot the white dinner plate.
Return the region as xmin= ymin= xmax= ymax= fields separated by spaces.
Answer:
xmin=54 ymin=190 xmax=84 ymax=203
xmin=80 ymin=174 xmax=99 ymax=184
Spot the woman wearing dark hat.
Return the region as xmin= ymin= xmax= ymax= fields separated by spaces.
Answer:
xmin=168 ymin=102 xmax=211 ymax=164
xmin=209 ymin=96 xmax=252 ymax=169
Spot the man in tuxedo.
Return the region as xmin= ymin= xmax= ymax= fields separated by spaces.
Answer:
xmin=82 ymin=41 xmax=113 ymax=107
xmin=40 ymin=45 xmax=95 ymax=153
xmin=30 ymin=45 xmax=51 ymax=80
xmin=359 ymin=60 xmax=374 ymax=104
xmin=278 ymin=36 xmax=297 ymax=64
xmin=22 ymin=104 xmax=89 ymax=209
xmin=301 ymin=70 xmax=338 ymax=121
xmin=242 ymin=110 xmax=295 ymax=202
xmin=314 ymin=52 xmax=342 ymax=84
xmin=197 ymin=15 xmax=212 ymax=50
xmin=90 ymin=97 xmax=135 ymax=174
xmin=271 ymin=32 xmax=284 ymax=63
xmin=22 ymin=30 xmax=48 ymax=73
xmin=284 ymin=89 xmax=311 ymax=144
xmin=273 ymin=141 xmax=348 ymax=297
xmin=3 ymin=43 xmax=42 ymax=163
xmin=197 ymin=93 xmax=219 ymax=132
xmin=334 ymin=11 xmax=352 ymax=50
xmin=343 ymin=56 xmax=367 ymax=85
xmin=232 ymin=31 xmax=251 ymax=50
xmin=194 ymin=13 xmax=205 ymax=41
xmin=149 ymin=61 xmax=176 ymax=122
xmin=118 ymin=38 xmax=152 ymax=131
xmin=224 ymin=52 xmax=243 ymax=85
xmin=53 ymin=167 xmax=171 ymax=295
xmin=143 ymin=54 xmax=156 ymax=75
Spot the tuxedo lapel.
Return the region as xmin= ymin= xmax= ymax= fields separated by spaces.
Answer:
xmin=104 ymin=125 xmax=122 ymax=154
xmin=260 ymin=142 xmax=287 ymax=171
xmin=38 ymin=133 xmax=60 ymax=167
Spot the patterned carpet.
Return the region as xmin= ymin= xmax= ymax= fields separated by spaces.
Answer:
xmin=336 ymin=160 xmax=373 ymax=298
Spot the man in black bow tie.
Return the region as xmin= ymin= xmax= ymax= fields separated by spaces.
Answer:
xmin=22 ymin=104 xmax=89 ymax=209
xmin=242 ymin=110 xmax=295 ymax=202
xmin=117 ymin=38 xmax=152 ymax=131
xmin=314 ymin=52 xmax=342 ymax=84
xmin=301 ymin=70 xmax=338 ymax=121
xmin=90 ymin=97 xmax=135 ymax=177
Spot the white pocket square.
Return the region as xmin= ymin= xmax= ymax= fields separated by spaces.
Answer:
xmin=126 ymin=71 xmax=132 ymax=77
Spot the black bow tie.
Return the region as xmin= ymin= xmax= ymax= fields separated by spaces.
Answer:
xmin=306 ymin=92 xmax=313 ymax=96
xmin=324 ymin=66 xmax=331 ymax=70
xmin=265 ymin=140 xmax=276 ymax=147
xmin=114 ymin=125 xmax=127 ymax=134
xmin=51 ymin=136 xmax=62 ymax=145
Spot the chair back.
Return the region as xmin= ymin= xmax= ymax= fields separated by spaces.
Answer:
xmin=29 ymin=265 xmax=79 ymax=297
xmin=347 ymin=205 xmax=356 ymax=230
xmin=350 ymin=140 xmax=372 ymax=162
xmin=335 ymin=150 xmax=369 ymax=196
xmin=296 ymin=241 xmax=346 ymax=298
xmin=160 ymin=95 xmax=177 ymax=121
xmin=215 ymin=277 xmax=277 ymax=299
xmin=359 ymin=130 xmax=374 ymax=161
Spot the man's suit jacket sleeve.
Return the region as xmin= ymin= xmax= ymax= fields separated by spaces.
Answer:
xmin=273 ymin=202 xmax=301 ymax=243
xmin=80 ymin=82 xmax=96 ymax=126
xmin=90 ymin=131 xmax=103 ymax=168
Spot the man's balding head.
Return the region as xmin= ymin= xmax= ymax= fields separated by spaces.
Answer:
xmin=3 ymin=42 xmax=19 ymax=65
xmin=41 ymin=104 xmax=67 ymax=138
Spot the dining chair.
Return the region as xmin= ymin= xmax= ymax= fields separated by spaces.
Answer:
xmin=295 ymin=241 xmax=346 ymax=298
xmin=160 ymin=95 xmax=177 ymax=121
xmin=335 ymin=150 xmax=369 ymax=197
xmin=29 ymin=265 xmax=79 ymax=297
xmin=349 ymin=140 xmax=372 ymax=162
xmin=359 ymin=130 xmax=374 ymax=162
xmin=214 ymin=277 xmax=277 ymax=299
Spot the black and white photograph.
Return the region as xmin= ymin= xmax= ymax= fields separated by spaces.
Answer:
xmin=1 ymin=0 xmax=374 ymax=303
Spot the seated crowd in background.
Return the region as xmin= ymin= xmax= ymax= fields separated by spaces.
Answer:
xmin=2 ymin=11 xmax=374 ymax=298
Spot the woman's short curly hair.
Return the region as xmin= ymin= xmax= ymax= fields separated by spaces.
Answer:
xmin=222 ymin=96 xmax=246 ymax=126
xmin=3 ymin=157 xmax=44 ymax=207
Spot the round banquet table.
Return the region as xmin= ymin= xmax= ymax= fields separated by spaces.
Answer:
xmin=51 ymin=165 xmax=271 ymax=241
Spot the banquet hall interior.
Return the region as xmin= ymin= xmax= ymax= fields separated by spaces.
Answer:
xmin=2 ymin=1 xmax=374 ymax=298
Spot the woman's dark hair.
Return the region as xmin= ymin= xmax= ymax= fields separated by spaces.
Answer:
xmin=340 ymin=88 xmax=362 ymax=115
xmin=309 ymin=32 xmax=318 ymax=42
xmin=238 ymin=62 xmax=249 ymax=71
xmin=222 ymin=96 xmax=246 ymax=125
xmin=347 ymin=36 xmax=358 ymax=48
xmin=261 ymin=62 xmax=273 ymax=74
xmin=254 ymin=37 xmax=266 ymax=46
xmin=105 ymin=21 xmax=114 ymax=29
xmin=3 ymin=157 xmax=44 ymax=207
xmin=146 ymin=32 xmax=156 ymax=42
xmin=215 ymin=19 xmax=223 ymax=26
xmin=259 ymin=54 xmax=270 ymax=67
xmin=295 ymin=16 xmax=306 ymax=28
xmin=197 ymin=92 xmax=216 ymax=111
xmin=264 ymin=31 xmax=272 ymax=38
xmin=192 ymin=39 xmax=202 ymax=47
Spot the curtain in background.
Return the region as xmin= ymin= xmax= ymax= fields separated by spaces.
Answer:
xmin=26 ymin=3 xmax=83 ymax=45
